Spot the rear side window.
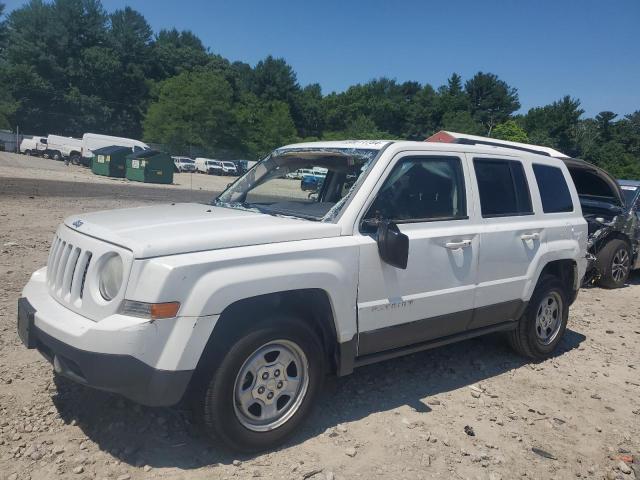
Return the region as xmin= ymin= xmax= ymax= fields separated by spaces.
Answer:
xmin=532 ymin=164 xmax=574 ymax=213
xmin=473 ymin=158 xmax=533 ymax=217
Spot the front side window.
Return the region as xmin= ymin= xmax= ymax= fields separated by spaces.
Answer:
xmin=364 ymin=156 xmax=467 ymax=223
xmin=474 ymin=158 xmax=533 ymax=217
xmin=532 ymin=164 xmax=574 ymax=213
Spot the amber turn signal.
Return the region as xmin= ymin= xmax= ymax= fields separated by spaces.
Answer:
xmin=120 ymin=300 xmax=180 ymax=319
xmin=150 ymin=302 xmax=181 ymax=319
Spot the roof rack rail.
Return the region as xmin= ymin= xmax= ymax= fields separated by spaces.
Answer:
xmin=453 ymin=138 xmax=551 ymax=156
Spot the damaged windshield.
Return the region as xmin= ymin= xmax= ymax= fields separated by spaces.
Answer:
xmin=214 ymin=146 xmax=382 ymax=221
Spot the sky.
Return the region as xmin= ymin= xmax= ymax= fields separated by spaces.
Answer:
xmin=3 ymin=0 xmax=640 ymax=117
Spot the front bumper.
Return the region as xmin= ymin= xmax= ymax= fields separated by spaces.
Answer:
xmin=19 ymin=296 xmax=191 ymax=405
xmin=17 ymin=269 xmax=217 ymax=406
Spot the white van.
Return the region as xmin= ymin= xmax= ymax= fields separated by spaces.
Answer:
xmin=81 ymin=133 xmax=149 ymax=164
xmin=46 ymin=135 xmax=82 ymax=163
xmin=19 ymin=136 xmax=47 ymax=156
xmin=195 ymin=158 xmax=223 ymax=175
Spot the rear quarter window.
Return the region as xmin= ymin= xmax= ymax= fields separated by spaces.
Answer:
xmin=533 ymin=164 xmax=574 ymax=213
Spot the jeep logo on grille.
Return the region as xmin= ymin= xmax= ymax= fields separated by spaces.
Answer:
xmin=72 ymin=219 xmax=84 ymax=228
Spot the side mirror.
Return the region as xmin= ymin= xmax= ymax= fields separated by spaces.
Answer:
xmin=376 ymin=220 xmax=409 ymax=269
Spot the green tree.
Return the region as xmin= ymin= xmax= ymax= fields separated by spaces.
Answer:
xmin=292 ymin=83 xmax=325 ymax=138
xmin=465 ymin=72 xmax=520 ymax=135
xmin=405 ymin=84 xmax=438 ymax=140
xmin=235 ymin=93 xmax=298 ymax=157
xmin=0 ymin=2 xmax=7 ymax=54
xmin=252 ymin=55 xmax=299 ymax=103
xmin=595 ymin=111 xmax=617 ymax=142
xmin=151 ymin=28 xmax=209 ymax=79
xmin=492 ymin=120 xmax=529 ymax=142
xmin=523 ymin=96 xmax=584 ymax=155
xmin=143 ymin=70 xmax=236 ymax=155
xmin=441 ymin=110 xmax=483 ymax=135
xmin=323 ymin=115 xmax=395 ymax=141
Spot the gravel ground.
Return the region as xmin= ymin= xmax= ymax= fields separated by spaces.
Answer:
xmin=0 ymin=152 xmax=639 ymax=480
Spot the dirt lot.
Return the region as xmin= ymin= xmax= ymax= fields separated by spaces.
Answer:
xmin=0 ymin=152 xmax=639 ymax=480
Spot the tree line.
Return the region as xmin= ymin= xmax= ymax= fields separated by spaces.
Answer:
xmin=0 ymin=0 xmax=639 ymax=178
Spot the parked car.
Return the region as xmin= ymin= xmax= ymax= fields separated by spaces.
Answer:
xmin=172 ymin=156 xmax=196 ymax=173
xmin=286 ymin=168 xmax=314 ymax=180
xmin=18 ymin=140 xmax=586 ymax=451
xmin=81 ymin=133 xmax=149 ymax=166
xmin=222 ymin=161 xmax=238 ymax=176
xmin=425 ymin=131 xmax=638 ymax=288
xmin=46 ymin=135 xmax=82 ymax=163
xmin=300 ymin=173 xmax=326 ymax=192
xmin=19 ymin=136 xmax=47 ymax=156
xmin=195 ymin=157 xmax=224 ymax=175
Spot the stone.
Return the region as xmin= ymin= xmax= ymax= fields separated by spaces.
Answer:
xmin=619 ymin=461 xmax=631 ymax=474
xmin=116 ymin=475 xmax=132 ymax=480
xmin=233 ymin=460 xmax=242 ymax=467
xmin=73 ymin=466 xmax=84 ymax=474
xmin=345 ymin=447 xmax=357 ymax=457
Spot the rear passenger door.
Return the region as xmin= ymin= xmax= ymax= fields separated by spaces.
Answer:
xmin=470 ymin=156 xmax=542 ymax=329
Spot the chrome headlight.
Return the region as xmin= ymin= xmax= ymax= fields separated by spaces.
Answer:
xmin=99 ymin=254 xmax=123 ymax=301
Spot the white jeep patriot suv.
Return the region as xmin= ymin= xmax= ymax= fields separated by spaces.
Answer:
xmin=18 ymin=140 xmax=587 ymax=451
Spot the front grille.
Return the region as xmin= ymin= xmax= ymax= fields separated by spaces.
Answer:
xmin=46 ymin=234 xmax=92 ymax=304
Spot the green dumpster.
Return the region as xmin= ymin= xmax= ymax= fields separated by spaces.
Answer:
xmin=126 ymin=150 xmax=174 ymax=184
xmin=91 ymin=145 xmax=130 ymax=178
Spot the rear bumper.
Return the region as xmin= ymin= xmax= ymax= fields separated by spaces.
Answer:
xmin=18 ymin=296 xmax=193 ymax=406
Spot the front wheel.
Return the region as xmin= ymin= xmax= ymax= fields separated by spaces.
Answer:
xmin=597 ymin=239 xmax=631 ymax=289
xmin=508 ymin=276 xmax=568 ymax=359
xmin=193 ymin=316 xmax=324 ymax=452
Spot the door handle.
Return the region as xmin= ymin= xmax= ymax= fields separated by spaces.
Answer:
xmin=521 ymin=232 xmax=540 ymax=241
xmin=444 ymin=239 xmax=472 ymax=249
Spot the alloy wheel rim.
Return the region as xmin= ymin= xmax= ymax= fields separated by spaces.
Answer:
xmin=535 ymin=292 xmax=562 ymax=345
xmin=611 ymin=248 xmax=630 ymax=283
xmin=233 ymin=339 xmax=309 ymax=432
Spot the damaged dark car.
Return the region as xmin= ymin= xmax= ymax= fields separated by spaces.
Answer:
xmin=563 ymin=159 xmax=639 ymax=288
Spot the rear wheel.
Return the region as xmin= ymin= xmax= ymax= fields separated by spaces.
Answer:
xmin=193 ymin=315 xmax=324 ymax=452
xmin=508 ymin=276 xmax=568 ymax=359
xmin=597 ymin=239 xmax=631 ymax=289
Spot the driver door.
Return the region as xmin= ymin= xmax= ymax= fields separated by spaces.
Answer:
xmin=356 ymin=153 xmax=480 ymax=355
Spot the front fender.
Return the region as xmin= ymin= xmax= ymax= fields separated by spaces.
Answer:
xmin=126 ymin=238 xmax=360 ymax=343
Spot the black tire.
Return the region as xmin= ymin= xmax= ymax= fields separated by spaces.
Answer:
xmin=52 ymin=152 xmax=61 ymax=161
xmin=596 ymin=239 xmax=631 ymax=289
xmin=70 ymin=154 xmax=81 ymax=165
xmin=508 ymin=276 xmax=569 ymax=359
xmin=192 ymin=315 xmax=325 ymax=452
xmin=25 ymin=150 xmax=31 ymax=156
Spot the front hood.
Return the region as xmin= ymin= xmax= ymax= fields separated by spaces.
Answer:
xmin=64 ymin=203 xmax=341 ymax=258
